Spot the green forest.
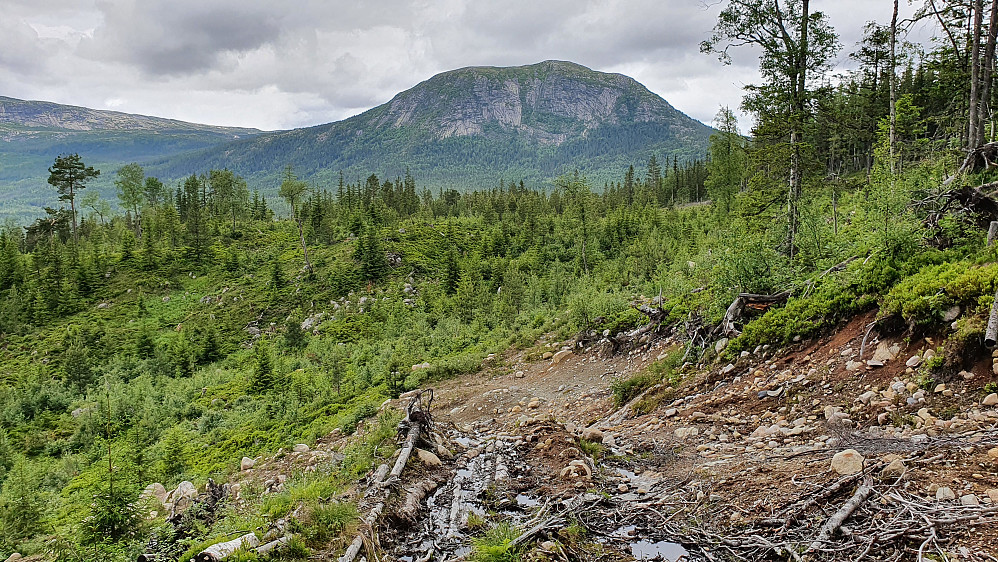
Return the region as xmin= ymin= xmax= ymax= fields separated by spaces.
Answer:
xmin=4 ymin=1 xmax=998 ymax=560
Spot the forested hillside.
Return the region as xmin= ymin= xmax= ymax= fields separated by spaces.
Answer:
xmin=0 ymin=97 xmax=262 ymax=222
xmin=3 ymin=1 xmax=998 ymax=561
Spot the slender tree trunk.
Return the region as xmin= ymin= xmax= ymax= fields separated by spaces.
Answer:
xmin=890 ymin=0 xmax=899 ymax=176
xmin=291 ymin=202 xmax=313 ymax=273
xmin=787 ymin=0 xmax=809 ymax=260
xmin=971 ymin=0 xmax=984 ymax=149
xmin=979 ymin=0 xmax=998 ymax=144
xmin=69 ymin=188 xmax=78 ymax=244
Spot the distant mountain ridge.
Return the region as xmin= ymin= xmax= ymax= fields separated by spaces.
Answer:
xmin=0 ymin=61 xmax=713 ymax=222
xmin=0 ymin=96 xmax=260 ymax=134
xmin=151 ymin=60 xmax=714 ymax=188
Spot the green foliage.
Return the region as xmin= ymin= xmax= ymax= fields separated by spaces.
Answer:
xmin=470 ymin=522 xmax=522 ymax=562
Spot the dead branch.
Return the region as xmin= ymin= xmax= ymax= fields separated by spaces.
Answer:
xmin=807 ymin=478 xmax=873 ymax=552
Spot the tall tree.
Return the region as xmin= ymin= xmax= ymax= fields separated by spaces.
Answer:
xmin=279 ymin=166 xmax=314 ymax=273
xmin=702 ymin=0 xmax=839 ymax=258
xmin=47 ymin=154 xmax=99 ymax=244
xmin=705 ymin=107 xmax=746 ymax=216
xmin=115 ymin=163 xmax=145 ymax=238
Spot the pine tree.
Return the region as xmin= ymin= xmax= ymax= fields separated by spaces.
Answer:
xmin=251 ymin=341 xmax=276 ymax=394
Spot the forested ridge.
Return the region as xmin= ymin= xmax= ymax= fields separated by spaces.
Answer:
xmin=4 ymin=1 xmax=998 ymax=561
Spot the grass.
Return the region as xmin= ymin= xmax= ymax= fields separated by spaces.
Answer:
xmin=470 ymin=522 xmax=522 ymax=562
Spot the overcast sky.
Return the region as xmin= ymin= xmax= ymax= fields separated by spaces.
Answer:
xmin=2 ymin=1 xmax=936 ymax=132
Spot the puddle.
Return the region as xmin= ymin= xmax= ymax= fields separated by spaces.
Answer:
xmin=630 ymin=540 xmax=689 ymax=561
xmin=515 ymin=494 xmax=539 ymax=508
xmin=612 ymin=525 xmax=637 ymax=538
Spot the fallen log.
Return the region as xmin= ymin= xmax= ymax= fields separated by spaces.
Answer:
xmin=255 ymin=536 xmax=291 ymax=556
xmin=985 ymin=286 xmax=998 ymax=348
xmin=340 ymin=389 xmax=432 ymax=562
xmin=944 ymin=142 xmax=998 ymax=186
xmin=715 ymin=291 xmax=791 ymax=339
xmin=195 ymin=533 xmax=260 ymax=562
xmin=398 ymin=477 xmax=444 ymax=522
xmin=807 ymin=479 xmax=873 ymax=552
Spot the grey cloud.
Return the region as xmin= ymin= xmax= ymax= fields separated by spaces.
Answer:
xmin=1 ymin=0 xmax=940 ymax=130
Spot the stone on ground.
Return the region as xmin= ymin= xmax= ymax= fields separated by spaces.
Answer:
xmin=831 ymin=449 xmax=865 ymax=475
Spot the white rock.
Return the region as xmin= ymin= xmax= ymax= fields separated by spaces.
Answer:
xmin=552 ymin=350 xmax=572 ymax=364
xmin=715 ymin=338 xmax=729 ymax=354
xmin=935 ymin=487 xmax=956 ymax=501
xmin=983 ymin=393 xmax=998 ymax=407
xmin=240 ymin=457 xmax=255 ymax=471
xmin=906 ymin=355 xmax=922 ymax=368
xmin=293 ymin=444 xmax=310 ymax=453
xmin=831 ymin=449 xmax=865 ymax=475
xmin=581 ymin=427 xmax=603 ymax=442
xmin=960 ymin=494 xmax=980 ymax=506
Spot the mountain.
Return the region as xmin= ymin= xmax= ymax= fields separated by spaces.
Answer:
xmin=0 ymin=61 xmax=713 ymax=223
xmin=0 ymin=96 xmax=262 ymax=222
xmin=151 ymin=60 xmax=713 ymax=189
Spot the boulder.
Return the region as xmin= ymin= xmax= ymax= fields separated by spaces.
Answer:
xmin=552 ymin=350 xmax=572 ymax=364
xmin=141 ymin=482 xmax=169 ymax=506
xmin=170 ymin=481 xmax=198 ymax=516
xmin=906 ymin=355 xmax=923 ymax=368
xmin=943 ymin=305 xmax=962 ymax=322
xmin=881 ymin=459 xmax=906 ymax=478
xmin=581 ymin=427 xmax=603 ymax=442
xmin=872 ymin=342 xmax=899 ymax=363
xmin=416 ymin=448 xmax=442 ymax=467
xmin=983 ymin=393 xmax=998 ymax=407
xmin=240 ymin=457 xmax=255 ymax=471
xmin=293 ymin=444 xmax=310 ymax=453
xmin=831 ymin=449 xmax=865 ymax=475
xmin=541 ymin=351 xmax=553 ymax=360
xmin=5 ymin=554 xmax=22 ymax=562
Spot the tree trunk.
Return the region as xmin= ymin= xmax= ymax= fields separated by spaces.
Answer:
xmin=971 ymin=0 xmax=984 ymax=149
xmin=787 ymin=0 xmax=809 ymax=260
xmin=890 ymin=0 xmax=899 ymax=176
xmin=980 ymin=0 xmax=998 ymax=144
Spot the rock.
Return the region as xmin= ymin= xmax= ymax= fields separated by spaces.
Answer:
xmin=141 ymin=482 xmax=169 ymax=505
xmin=721 ymin=363 xmax=736 ymax=375
xmin=715 ymin=338 xmax=729 ymax=354
xmin=581 ymin=427 xmax=603 ymax=442
xmin=935 ymin=487 xmax=956 ymax=501
xmin=959 ymin=370 xmax=975 ymax=380
xmin=881 ymin=459 xmax=906 ymax=478
xmin=602 ymin=434 xmax=616 ymax=447
xmin=552 ymin=350 xmax=572 ymax=364
xmin=170 ymin=481 xmax=198 ymax=516
xmin=858 ymin=391 xmax=877 ymax=404
xmin=824 ymin=405 xmax=843 ymax=420
xmin=617 ymin=483 xmax=629 ymax=493
xmin=872 ymin=342 xmax=900 ymax=362
xmin=293 ymin=444 xmax=310 ymax=453
xmin=527 ymin=398 xmax=540 ymax=409
xmin=162 ymin=296 xmax=171 ymax=303
xmin=988 ymin=447 xmax=998 ymax=459
xmin=846 ymin=360 xmax=864 ymax=371
xmin=241 ymin=457 xmax=255 ymax=471
xmin=987 ymin=489 xmax=998 ymax=503
xmin=542 ymin=352 xmax=553 ymax=360
xmin=983 ymin=393 xmax=998 ymax=407
xmin=831 ymin=449 xmax=865 ymax=475
xmin=933 ymin=383 xmax=946 ymax=393
xmin=906 ymin=355 xmax=923 ymax=368
xmin=514 ymin=370 xmax=525 ymax=378
xmin=960 ymin=494 xmax=980 ymax=506
xmin=96 ymin=302 xmax=111 ymax=309
xmin=943 ymin=305 xmax=961 ymax=322
xmin=416 ymin=448 xmax=442 ymax=467
xmin=5 ymin=554 xmax=22 ymax=562
xmin=866 ymin=359 xmax=885 ymax=368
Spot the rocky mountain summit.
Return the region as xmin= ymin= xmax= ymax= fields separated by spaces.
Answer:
xmin=151 ymin=60 xmax=713 ymax=187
